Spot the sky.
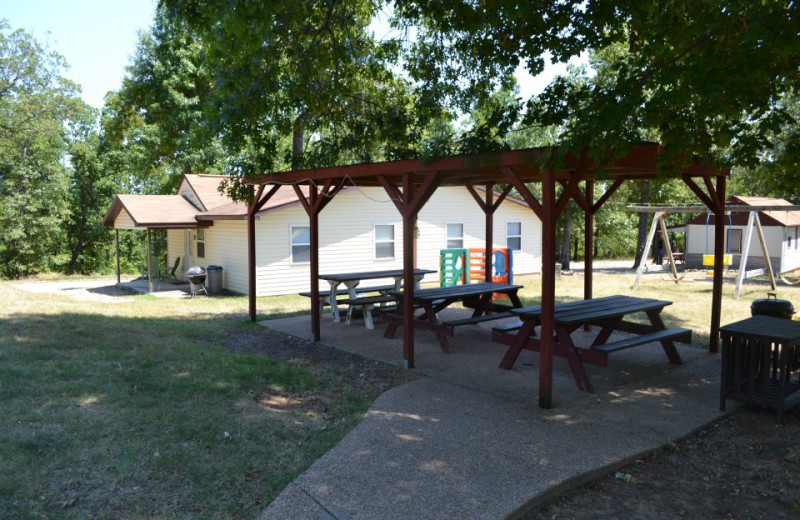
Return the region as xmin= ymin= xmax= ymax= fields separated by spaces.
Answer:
xmin=4 ymin=0 xmax=158 ymax=109
xmin=4 ymin=1 xmax=581 ymax=110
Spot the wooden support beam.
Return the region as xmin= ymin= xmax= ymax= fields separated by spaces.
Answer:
xmin=539 ymin=169 xmax=556 ymax=409
xmin=147 ymin=228 xmax=153 ymax=293
xmin=248 ymin=184 xmax=282 ymax=322
xmin=115 ymin=229 xmax=120 ymax=285
xmin=710 ymin=175 xmax=726 ymax=353
xmin=584 ymin=180 xmax=594 ymax=302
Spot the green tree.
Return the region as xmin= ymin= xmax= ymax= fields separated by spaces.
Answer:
xmin=391 ymin=1 xmax=800 ymax=169
xmin=104 ymin=9 xmax=225 ymax=194
xmin=0 ymin=22 xmax=82 ymax=277
xmin=64 ymin=105 xmax=120 ymax=274
xmin=161 ymin=0 xmax=440 ymax=187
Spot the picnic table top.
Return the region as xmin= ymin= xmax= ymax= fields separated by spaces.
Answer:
xmin=319 ymin=268 xmax=435 ymax=283
xmin=510 ymin=294 xmax=673 ymax=326
xmin=397 ymin=282 xmax=523 ymax=302
xmin=720 ymin=314 xmax=800 ymax=342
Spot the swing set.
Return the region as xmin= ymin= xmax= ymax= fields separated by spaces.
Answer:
xmin=631 ymin=203 xmax=800 ymax=297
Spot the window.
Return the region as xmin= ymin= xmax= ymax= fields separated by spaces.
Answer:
xmin=507 ymin=221 xmax=522 ymax=250
xmin=196 ymin=229 xmax=205 ymax=258
xmin=374 ymin=224 xmax=395 ymax=259
xmin=291 ymin=225 xmax=310 ymax=263
xmin=445 ymin=223 xmax=464 ymax=249
xmin=727 ymin=229 xmax=742 ymax=254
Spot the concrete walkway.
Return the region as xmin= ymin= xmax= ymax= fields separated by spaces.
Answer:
xmin=261 ymin=309 xmax=725 ymax=520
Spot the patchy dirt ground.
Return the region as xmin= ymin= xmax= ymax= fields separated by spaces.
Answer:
xmin=521 ymin=407 xmax=800 ymax=520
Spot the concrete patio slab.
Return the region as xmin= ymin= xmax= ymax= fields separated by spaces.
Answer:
xmin=259 ymin=308 xmax=725 ymax=520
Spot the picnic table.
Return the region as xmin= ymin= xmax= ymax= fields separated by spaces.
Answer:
xmin=318 ymin=268 xmax=435 ymax=329
xmin=492 ymin=295 xmax=691 ymax=392
xmin=383 ymin=282 xmax=524 ymax=352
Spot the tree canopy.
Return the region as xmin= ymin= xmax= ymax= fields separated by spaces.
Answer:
xmin=392 ymin=1 xmax=800 ymax=169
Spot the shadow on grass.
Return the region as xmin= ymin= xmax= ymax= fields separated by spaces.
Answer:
xmin=0 ymin=310 xmax=392 ymax=519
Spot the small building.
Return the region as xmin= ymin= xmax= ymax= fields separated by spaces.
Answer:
xmin=684 ymin=196 xmax=800 ymax=273
xmin=102 ymin=174 xmax=543 ymax=295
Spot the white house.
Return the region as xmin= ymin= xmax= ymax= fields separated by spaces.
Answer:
xmin=684 ymin=196 xmax=800 ymax=274
xmin=103 ymin=174 xmax=543 ymax=295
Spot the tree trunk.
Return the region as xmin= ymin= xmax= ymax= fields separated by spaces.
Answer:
xmin=67 ymin=202 xmax=89 ymax=274
xmin=632 ymin=179 xmax=650 ymax=268
xmin=292 ymin=112 xmax=307 ymax=170
xmin=560 ymin=206 xmax=572 ymax=270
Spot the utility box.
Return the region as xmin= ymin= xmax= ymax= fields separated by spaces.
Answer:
xmin=206 ymin=265 xmax=223 ymax=295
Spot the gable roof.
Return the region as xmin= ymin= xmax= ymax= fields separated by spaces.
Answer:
xmin=101 ymin=195 xmax=206 ymax=229
xmin=686 ymin=195 xmax=800 ymax=227
xmin=182 ymin=174 xmax=234 ymax=211
xmin=731 ymin=196 xmax=800 ymax=227
xmin=103 ymin=174 xmax=531 ymax=228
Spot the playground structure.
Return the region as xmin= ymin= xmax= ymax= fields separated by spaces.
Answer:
xmin=630 ymin=203 xmax=800 ymax=298
xmin=439 ymin=248 xmax=513 ymax=288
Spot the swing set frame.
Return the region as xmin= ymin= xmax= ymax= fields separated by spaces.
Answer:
xmin=630 ymin=203 xmax=800 ymax=298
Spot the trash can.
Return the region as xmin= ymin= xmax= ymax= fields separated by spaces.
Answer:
xmin=206 ymin=265 xmax=223 ymax=295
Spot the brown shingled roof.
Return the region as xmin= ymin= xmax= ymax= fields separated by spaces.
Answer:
xmin=732 ymin=196 xmax=800 ymax=227
xmin=196 ymin=184 xmax=311 ymax=220
xmin=183 ymin=174 xmax=233 ymax=211
xmin=101 ymin=195 xmax=206 ymax=229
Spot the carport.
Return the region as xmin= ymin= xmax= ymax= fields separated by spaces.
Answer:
xmin=245 ymin=143 xmax=728 ymax=408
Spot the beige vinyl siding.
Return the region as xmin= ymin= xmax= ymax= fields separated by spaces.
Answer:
xmin=196 ymin=221 xmax=249 ymax=294
xmin=166 ymin=229 xmax=184 ymax=277
xmin=784 ymin=226 xmax=800 ymax=272
xmin=253 ymin=190 xmax=404 ymax=296
xmin=170 ymin=186 xmax=542 ymax=296
xmin=686 ymin=223 xmax=785 ymax=270
xmin=417 ymin=187 xmax=542 ymax=277
xmin=114 ymin=209 xmax=136 ymax=229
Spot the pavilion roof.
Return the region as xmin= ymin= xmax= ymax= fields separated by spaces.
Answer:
xmin=248 ymin=143 xmax=725 ymax=187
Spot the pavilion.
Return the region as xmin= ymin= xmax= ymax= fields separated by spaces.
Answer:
xmin=244 ymin=142 xmax=728 ymax=408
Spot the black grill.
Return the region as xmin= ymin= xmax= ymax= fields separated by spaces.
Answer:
xmin=186 ymin=266 xmax=207 ymax=297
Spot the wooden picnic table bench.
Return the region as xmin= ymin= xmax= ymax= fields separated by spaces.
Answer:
xmin=491 ymin=295 xmax=690 ymax=392
xmin=318 ymin=268 xmax=435 ymax=329
xmin=383 ymin=282 xmax=524 ymax=352
xmin=299 ymin=284 xmax=394 ymax=316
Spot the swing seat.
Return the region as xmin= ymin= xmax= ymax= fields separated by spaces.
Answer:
xmin=703 ymin=254 xmax=732 ymax=267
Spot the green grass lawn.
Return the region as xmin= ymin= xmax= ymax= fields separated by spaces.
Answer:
xmin=0 ymin=279 xmax=408 ymax=519
xmin=2 ymin=268 xmax=797 ymax=518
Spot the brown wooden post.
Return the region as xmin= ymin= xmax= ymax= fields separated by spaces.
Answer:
xmin=115 ymin=229 xmax=121 ymax=285
xmin=247 ymin=184 xmax=280 ymax=322
xmin=485 ymin=183 xmax=494 ymax=282
xmin=402 ymin=173 xmax=416 ymax=368
xmin=247 ymin=210 xmax=257 ymax=321
xmin=710 ymin=174 xmax=727 ymax=353
xmin=584 ymin=180 xmax=594 ymax=301
xmin=147 ymin=228 xmax=154 ymax=293
xmin=539 ymin=169 xmax=556 ymax=408
xmin=309 ymin=188 xmax=321 ymax=341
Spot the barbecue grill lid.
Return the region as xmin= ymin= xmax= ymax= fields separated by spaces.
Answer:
xmin=186 ymin=266 xmax=206 ymax=276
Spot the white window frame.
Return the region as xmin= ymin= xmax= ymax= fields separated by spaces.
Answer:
xmin=506 ymin=221 xmax=522 ymax=251
xmin=374 ymin=223 xmax=396 ymax=260
xmin=445 ymin=222 xmax=464 ymax=249
xmin=196 ymin=229 xmax=206 ymax=258
xmin=290 ymin=224 xmax=311 ymax=264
